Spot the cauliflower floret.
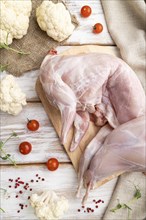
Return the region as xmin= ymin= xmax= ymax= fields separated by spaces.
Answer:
xmin=0 ymin=75 xmax=27 ymax=115
xmin=30 ymin=191 xmax=69 ymax=220
xmin=0 ymin=29 xmax=13 ymax=45
xmin=0 ymin=0 xmax=32 ymax=45
xmin=36 ymin=1 xmax=75 ymax=42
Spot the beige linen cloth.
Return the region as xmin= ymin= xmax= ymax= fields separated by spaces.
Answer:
xmin=100 ymin=0 xmax=146 ymax=219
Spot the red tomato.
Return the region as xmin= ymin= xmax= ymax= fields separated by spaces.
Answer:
xmin=19 ymin=142 xmax=32 ymax=155
xmin=27 ymin=119 xmax=39 ymax=131
xmin=93 ymin=23 xmax=103 ymax=33
xmin=80 ymin=5 xmax=92 ymax=18
xmin=46 ymin=158 xmax=59 ymax=171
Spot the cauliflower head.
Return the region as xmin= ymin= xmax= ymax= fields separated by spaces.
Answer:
xmin=36 ymin=0 xmax=75 ymax=42
xmin=0 ymin=75 xmax=27 ymax=115
xmin=30 ymin=191 xmax=69 ymax=220
xmin=0 ymin=0 xmax=32 ymax=45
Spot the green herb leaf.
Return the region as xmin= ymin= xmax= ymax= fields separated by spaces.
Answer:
xmin=134 ymin=186 xmax=141 ymax=199
xmin=0 ymin=207 xmax=5 ymax=213
xmin=123 ymin=204 xmax=132 ymax=210
xmin=0 ymin=141 xmax=4 ymax=148
xmin=110 ymin=203 xmax=122 ymax=212
xmin=0 ymin=188 xmax=7 ymax=193
xmin=0 ymin=154 xmax=11 ymax=160
xmin=0 ymin=132 xmax=18 ymax=166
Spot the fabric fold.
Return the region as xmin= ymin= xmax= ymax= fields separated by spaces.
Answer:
xmin=101 ymin=0 xmax=146 ymax=90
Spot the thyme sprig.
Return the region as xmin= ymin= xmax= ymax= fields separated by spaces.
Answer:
xmin=0 ymin=207 xmax=5 ymax=213
xmin=0 ymin=64 xmax=9 ymax=72
xmin=110 ymin=185 xmax=142 ymax=219
xmin=0 ymin=132 xmax=18 ymax=166
xmin=0 ymin=42 xmax=29 ymax=55
xmin=0 ymin=188 xmax=7 ymax=213
xmin=0 ymin=33 xmax=29 ymax=55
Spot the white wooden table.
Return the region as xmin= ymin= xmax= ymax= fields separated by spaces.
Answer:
xmin=0 ymin=1 xmax=119 ymax=219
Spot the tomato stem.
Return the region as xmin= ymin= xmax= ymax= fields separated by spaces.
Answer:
xmin=27 ymin=118 xmax=30 ymax=123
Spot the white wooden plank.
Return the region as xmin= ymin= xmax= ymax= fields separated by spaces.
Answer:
xmin=0 ymin=164 xmax=117 ymax=220
xmin=65 ymin=0 xmax=114 ymax=45
xmin=0 ymin=70 xmax=40 ymax=102
xmin=0 ymin=103 xmax=69 ymax=165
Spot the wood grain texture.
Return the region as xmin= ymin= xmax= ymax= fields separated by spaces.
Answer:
xmin=65 ymin=0 xmax=114 ymax=45
xmin=1 ymin=164 xmax=117 ymax=220
xmin=0 ymin=103 xmax=69 ymax=164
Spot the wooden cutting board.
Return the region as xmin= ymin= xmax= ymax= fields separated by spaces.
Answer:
xmin=35 ymin=46 xmax=123 ymax=188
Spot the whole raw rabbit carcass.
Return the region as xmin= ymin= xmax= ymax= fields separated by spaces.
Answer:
xmin=39 ymin=52 xmax=145 ymax=203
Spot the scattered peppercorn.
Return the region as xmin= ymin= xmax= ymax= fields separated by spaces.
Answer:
xmin=76 ymin=198 xmax=104 ymax=214
xmin=7 ymin=174 xmax=46 ymax=214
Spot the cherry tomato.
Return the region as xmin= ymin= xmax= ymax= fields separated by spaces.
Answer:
xmin=19 ymin=142 xmax=32 ymax=155
xmin=27 ymin=119 xmax=39 ymax=131
xmin=46 ymin=158 xmax=59 ymax=171
xmin=80 ymin=5 xmax=92 ymax=18
xmin=93 ymin=23 xmax=103 ymax=34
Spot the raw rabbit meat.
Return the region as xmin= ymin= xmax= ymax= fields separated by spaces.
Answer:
xmin=39 ymin=52 xmax=145 ymax=203
xmin=39 ymin=52 xmax=145 ymax=150
xmin=81 ymin=115 xmax=146 ymax=204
